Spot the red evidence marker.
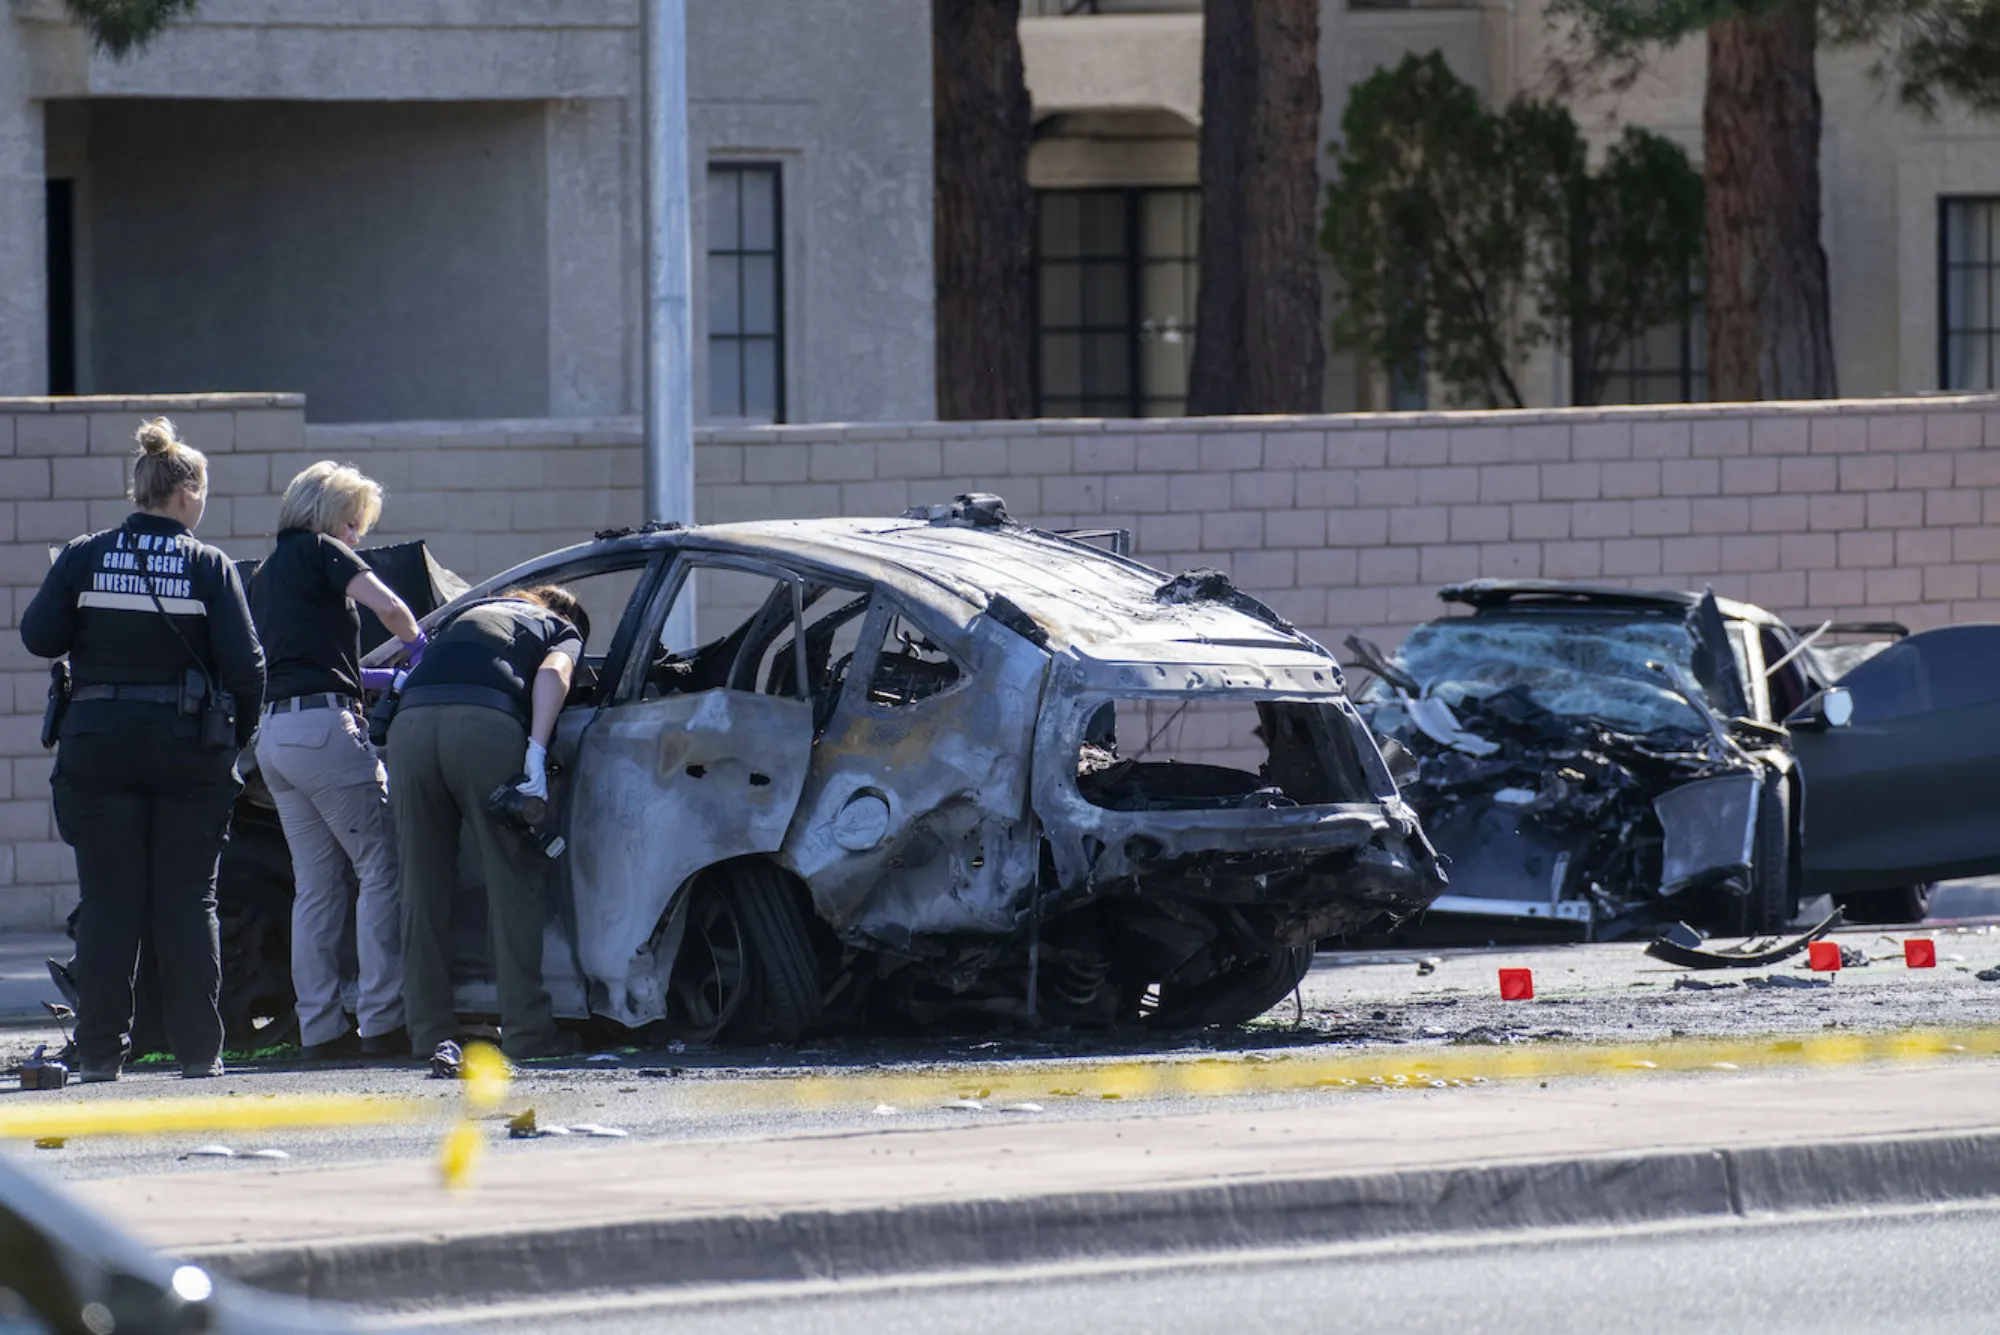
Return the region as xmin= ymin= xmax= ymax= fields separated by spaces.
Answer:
xmin=1905 ymin=939 xmax=1937 ymax=969
xmin=1498 ymin=968 xmax=1534 ymax=1000
xmin=1807 ymin=940 xmax=1843 ymax=971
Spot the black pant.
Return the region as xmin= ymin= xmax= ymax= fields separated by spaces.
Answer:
xmin=51 ymin=710 xmax=239 ymax=1068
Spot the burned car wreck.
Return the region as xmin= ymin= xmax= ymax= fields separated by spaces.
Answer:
xmin=1352 ymin=581 xmax=2000 ymax=939
xmin=124 ymin=497 xmax=1441 ymax=1048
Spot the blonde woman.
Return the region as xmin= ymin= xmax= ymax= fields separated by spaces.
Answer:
xmin=249 ymin=462 xmax=425 ymax=1060
xmin=21 ymin=418 xmax=266 ymax=1081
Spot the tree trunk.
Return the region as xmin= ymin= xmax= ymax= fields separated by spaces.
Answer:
xmin=932 ymin=0 xmax=1035 ymax=420
xmin=1703 ymin=0 xmax=1836 ymax=401
xmin=1189 ymin=0 xmax=1325 ymax=416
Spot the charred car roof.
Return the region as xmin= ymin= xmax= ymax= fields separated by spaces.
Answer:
xmin=519 ymin=506 xmax=1338 ymax=680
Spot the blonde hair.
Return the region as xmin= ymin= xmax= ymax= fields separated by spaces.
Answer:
xmin=277 ymin=461 xmax=385 ymax=539
xmin=131 ymin=418 xmax=208 ymax=510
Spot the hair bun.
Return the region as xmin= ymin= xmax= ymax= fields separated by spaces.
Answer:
xmin=135 ymin=417 xmax=180 ymax=456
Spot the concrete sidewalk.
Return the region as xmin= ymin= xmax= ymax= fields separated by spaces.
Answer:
xmin=63 ymin=1060 xmax=2000 ymax=1305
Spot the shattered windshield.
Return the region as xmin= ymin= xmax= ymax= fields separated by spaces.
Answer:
xmin=1387 ymin=616 xmax=1709 ymax=734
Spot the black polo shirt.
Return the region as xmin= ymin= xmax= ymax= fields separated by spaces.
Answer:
xmin=402 ymin=600 xmax=583 ymax=720
xmin=248 ymin=528 xmax=372 ymax=701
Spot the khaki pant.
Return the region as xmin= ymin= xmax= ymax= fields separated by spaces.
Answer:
xmin=256 ymin=704 xmax=405 ymax=1047
xmin=387 ymin=704 xmax=557 ymax=1059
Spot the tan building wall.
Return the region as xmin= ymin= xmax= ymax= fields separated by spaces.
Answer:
xmin=1021 ymin=4 xmax=2000 ymax=408
xmin=6 ymin=392 xmax=2000 ymax=928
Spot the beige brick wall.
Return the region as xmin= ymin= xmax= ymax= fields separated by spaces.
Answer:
xmin=5 ymin=392 xmax=1999 ymax=928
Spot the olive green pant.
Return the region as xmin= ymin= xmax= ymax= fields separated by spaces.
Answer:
xmin=387 ymin=704 xmax=557 ymax=1059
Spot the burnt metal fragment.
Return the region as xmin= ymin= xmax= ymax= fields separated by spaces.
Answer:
xmin=1644 ymin=909 xmax=1845 ymax=970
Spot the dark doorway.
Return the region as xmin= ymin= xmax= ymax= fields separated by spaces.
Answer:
xmin=45 ymin=180 xmax=75 ymax=395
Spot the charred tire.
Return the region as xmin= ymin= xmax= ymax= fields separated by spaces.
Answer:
xmin=698 ymin=861 xmax=821 ymax=1045
xmin=1715 ymin=775 xmax=1794 ymax=938
xmin=1837 ymin=883 xmax=1936 ymax=925
xmin=215 ymin=809 xmax=300 ymax=1051
xmin=1145 ymin=945 xmax=1312 ymax=1030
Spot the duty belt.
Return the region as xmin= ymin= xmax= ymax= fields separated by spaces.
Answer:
xmin=70 ymin=684 xmax=179 ymax=705
xmin=396 ymin=684 xmax=529 ymax=728
xmin=266 ymin=692 xmax=358 ymax=715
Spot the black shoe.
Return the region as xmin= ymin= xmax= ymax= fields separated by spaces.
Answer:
xmin=78 ymin=1060 xmax=120 ymax=1084
xmin=182 ymin=1058 xmax=225 ymax=1079
xmin=359 ymin=1025 xmax=410 ymax=1058
xmin=300 ymin=1030 xmax=362 ymax=1062
xmin=507 ymin=1030 xmax=582 ymax=1062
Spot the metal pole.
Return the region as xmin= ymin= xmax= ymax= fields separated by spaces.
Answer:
xmin=643 ymin=0 xmax=696 ymax=645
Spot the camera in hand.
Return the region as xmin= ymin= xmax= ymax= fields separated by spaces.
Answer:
xmin=486 ymin=779 xmax=567 ymax=859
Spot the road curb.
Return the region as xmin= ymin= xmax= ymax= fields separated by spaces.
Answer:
xmin=190 ymin=1125 xmax=2000 ymax=1307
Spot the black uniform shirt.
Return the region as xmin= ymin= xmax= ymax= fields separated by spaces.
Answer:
xmin=21 ymin=512 xmax=267 ymax=747
xmin=248 ymin=528 xmax=371 ymax=701
xmin=403 ymin=600 xmax=582 ymax=719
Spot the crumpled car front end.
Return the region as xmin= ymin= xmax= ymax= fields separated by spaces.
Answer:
xmin=1354 ymin=589 xmax=1779 ymax=936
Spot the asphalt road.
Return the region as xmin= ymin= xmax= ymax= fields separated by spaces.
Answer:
xmin=430 ymin=1203 xmax=2000 ymax=1335
xmin=7 ymin=909 xmax=2000 ymax=1183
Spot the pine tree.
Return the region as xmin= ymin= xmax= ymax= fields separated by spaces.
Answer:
xmin=1547 ymin=0 xmax=2000 ymax=401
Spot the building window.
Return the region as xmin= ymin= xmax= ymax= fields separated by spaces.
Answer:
xmin=708 ymin=163 xmax=784 ymax=422
xmin=1597 ymin=272 xmax=1706 ymax=406
xmin=1942 ymin=197 xmax=1999 ymax=391
xmin=1035 ymin=188 xmax=1198 ymax=418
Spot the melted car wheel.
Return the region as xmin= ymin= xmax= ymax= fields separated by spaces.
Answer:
xmin=668 ymin=862 xmax=822 ymax=1044
xmin=1144 ymin=945 xmax=1312 ymax=1029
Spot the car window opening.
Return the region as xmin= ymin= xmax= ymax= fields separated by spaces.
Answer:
xmin=1076 ymin=698 xmax=1363 ymax=813
xmin=867 ymin=613 xmax=963 ymax=707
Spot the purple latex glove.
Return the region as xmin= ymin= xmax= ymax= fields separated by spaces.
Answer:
xmin=360 ymin=667 xmax=398 ymax=693
xmin=406 ymin=629 xmax=429 ymax=669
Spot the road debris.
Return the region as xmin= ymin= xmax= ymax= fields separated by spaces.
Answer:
xmin=1671 ymin=977 xmax=1740 ymax=992
xmin=430 ymin=1040 xmax=463 ymax=1080
xmin=569 ymin=1123 xmax=630 ymax=1138
xmin=33 ymin=1137 xmax=63 ymax=1150
xmin=18 ymin=1045 xmax=67 ymax=1091
xmin=1743 ymin=974 xmax=1832 ymax=990
xmin=185 ymin=1145 xmax=236 ymax=1158
xmin=1644 ymin=910 xmax=1843 ymax=970
xmin=244 ymin=1149 xmax=290 ymax=1160
xmin=1976 ymin=966 xmax=2000 ymax=982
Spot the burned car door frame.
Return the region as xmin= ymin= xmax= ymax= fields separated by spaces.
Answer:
xmin=783 ymin=587 xmax=1048 ymax=948
xmin=1790 ymin=623 xmax=2000 ymax=893
xmin=564 ymin=550 xmax=817 ymax=1026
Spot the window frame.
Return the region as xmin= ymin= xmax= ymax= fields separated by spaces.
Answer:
xmin=1032 ymin=186 xmax=1199 ymax=418
xmin=1939 ymin=195 xmax=2000 ymax=392
xmin=706 ymin=161 xmax=787 ymax=423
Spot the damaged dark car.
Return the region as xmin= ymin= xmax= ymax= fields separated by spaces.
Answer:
xmin=1350 ymin=581 xmax=2000 ymax=939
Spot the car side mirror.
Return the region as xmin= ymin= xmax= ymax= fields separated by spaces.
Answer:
xmin=1789 ymin=686 xmax=1854 ymax=731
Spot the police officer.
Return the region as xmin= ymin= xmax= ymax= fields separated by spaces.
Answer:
xmin=20 ymin=418 xmax=266 ymax=1082
xmin=388 ymin=585 xmax=588 ymax=1062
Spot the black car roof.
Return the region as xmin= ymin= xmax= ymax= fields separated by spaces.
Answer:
xmin=1438 ymin=579 xmax=1786 ymax=628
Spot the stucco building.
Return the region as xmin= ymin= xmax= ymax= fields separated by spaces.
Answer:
xmin=0 ymin=0 xmax=936 ymax=424
xmin=1020 ymin=0 xmax=2000 ymax=414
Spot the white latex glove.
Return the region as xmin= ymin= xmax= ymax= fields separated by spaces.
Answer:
xmin=518 ymin=738 xmax=549 ymax=801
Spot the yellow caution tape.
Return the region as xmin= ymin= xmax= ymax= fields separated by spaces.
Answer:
xmin=440 ymin=1042 xmax=509 ymax=1189
xmin=677 ymin=1026 xmax=2000 ymax=1112
xmin=0 ymin=1094 xmax=425 ymax=1141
